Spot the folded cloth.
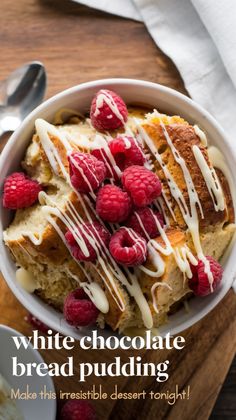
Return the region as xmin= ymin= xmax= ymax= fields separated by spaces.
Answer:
xmin=134 ymin=0 xmax=236 ymax=142
xmin=72 ymin=0 xmax=236 ymax=141
xmin=73 ymin=0 xmax=141 ymax=21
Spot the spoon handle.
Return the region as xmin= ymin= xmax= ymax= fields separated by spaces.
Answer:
xmin=0 ymin=125 xmax=6 ymax=138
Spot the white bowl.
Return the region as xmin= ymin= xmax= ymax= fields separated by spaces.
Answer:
xmin=0 ymin=78 xmax=236 ymax=339
xmin=0 ymin=325 xmax=56 ymax=419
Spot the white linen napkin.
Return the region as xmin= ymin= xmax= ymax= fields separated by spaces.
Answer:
xmin=134 ymin=0 xmax=236 ymax=142
xmin=73 ymin=0 xmax=236 ymax=141
xmin=74 ymin=0 xmax=141 ymax=21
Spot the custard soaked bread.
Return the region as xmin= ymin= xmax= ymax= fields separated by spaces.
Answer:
xmin=3 ymin=89 xmax=235 ymax=333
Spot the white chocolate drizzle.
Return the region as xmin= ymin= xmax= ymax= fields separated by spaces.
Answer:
xmin=39 ymin=188 xmax=154 ymax=328
xmin=151 ymin=282 xmax=172 ymax=314
xmin=68 ymin=151 xmax=98 ymax=200
xmin=82 ymin=282 xmax=109 ymax=314
xmin=193 ymin=124 xmax=207 ymax=146
xmin=35 ymin=119 xmax=72 ymax=182
xmin=67 ymin=268 xmax=109 ymax=314
xmin=158 ymin=191 xmax=176 ymax=223
xmin=90 ymin=134 xmax=121 ymax=180
xmin=16 ymin=110 xmax=231 ymax=328
xmin=16 ymin=267 xmax=37 ymax=293
xmin=94 ymin=90 xmax=125 ymax=125
xmin=133 ymin=115 xmax=223 ymax=285
xmin=192 ymin=145 xmax=225 ymax=212
xmin=20 ymin=231 xmax=43 ymax=245
xmin=137 ymin=209 xmax=198 ymax=279
xmin=208 ymin=146 xmax=236 ymax=212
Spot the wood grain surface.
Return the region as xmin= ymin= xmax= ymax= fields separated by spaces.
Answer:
xmin=0 ymin=1 xmax=235 ymax=419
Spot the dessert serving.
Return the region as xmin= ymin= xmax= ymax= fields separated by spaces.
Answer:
xmin=0 ymin=373 xmax=24 ymax=420
xmin=2 ymin=87 xmax=235 ymax=334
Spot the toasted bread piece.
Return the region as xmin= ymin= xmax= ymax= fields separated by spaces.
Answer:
xmin=4 ymin=174 xmax=133 ymax=332
xmin=142 ymin=118 xmax=231 ymax=229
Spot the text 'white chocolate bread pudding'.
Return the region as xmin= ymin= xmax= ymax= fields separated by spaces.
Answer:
xmin=3 ymin=89 xmax=235 ymax=333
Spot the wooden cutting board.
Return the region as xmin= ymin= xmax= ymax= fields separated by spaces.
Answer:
xmin=0 ymin=1 xmax=235 ymax=419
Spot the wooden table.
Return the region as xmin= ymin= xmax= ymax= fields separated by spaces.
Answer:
xmin=0 ymin=1 xmax=235 ymax=419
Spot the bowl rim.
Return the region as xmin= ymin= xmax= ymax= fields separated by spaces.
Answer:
xmin=0 ymin=77 xmax=236 ymax=339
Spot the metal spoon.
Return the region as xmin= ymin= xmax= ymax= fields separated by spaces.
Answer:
xmin=0 ymin=62 xmax=47 ymax=137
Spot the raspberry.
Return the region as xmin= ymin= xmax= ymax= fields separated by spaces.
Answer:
xmin=68 ymin=151 xmax=106 ymax=193
xmin=125 ymin=207 xmax=164 ymax=239
xmin=25 ymin=314 xmax=51 ymax=334
xmin=65 ymin=221 xmax=110 ymax=262
xmin=109 ymin=227 xmax=147 ymax=266
xmin=122 ymin=165 xmax=162 ymax=207
xmin=60 ymin=400 xmax=96 ymax=420
xmin=91 ymin=148 xmax=120 ymax=181
xmin=189 ymin=256 xmax=223 ymax=296
xmin=96 ymin=185 xmax=132 ymax=223
xmin=64 ymin=288 xmax=99 ymax=327
xmin=3 ymin=172 xmax=42 ymax=209
xmin=90 ymin=89 xmax=128 ymax=131
xmin=109 ymin=136 xmax=145 ymax=170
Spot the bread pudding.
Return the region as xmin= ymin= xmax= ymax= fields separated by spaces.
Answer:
xmin=3 ymin=89 xmax=235 ymax=333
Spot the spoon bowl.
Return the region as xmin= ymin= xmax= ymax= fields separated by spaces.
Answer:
xmin=0 ymin=62 xmax=46 ymax=136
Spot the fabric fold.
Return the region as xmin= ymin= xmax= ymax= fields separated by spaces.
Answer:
xmin=134 ymin=0 xmax=236 ymax=141
xmin=191 ymin=0 xmax=236 ymax=89
xmin=72 ymin=0 xmax=141 ymax=21
xmin=72 ymin=0 xmax=236 ymax=141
